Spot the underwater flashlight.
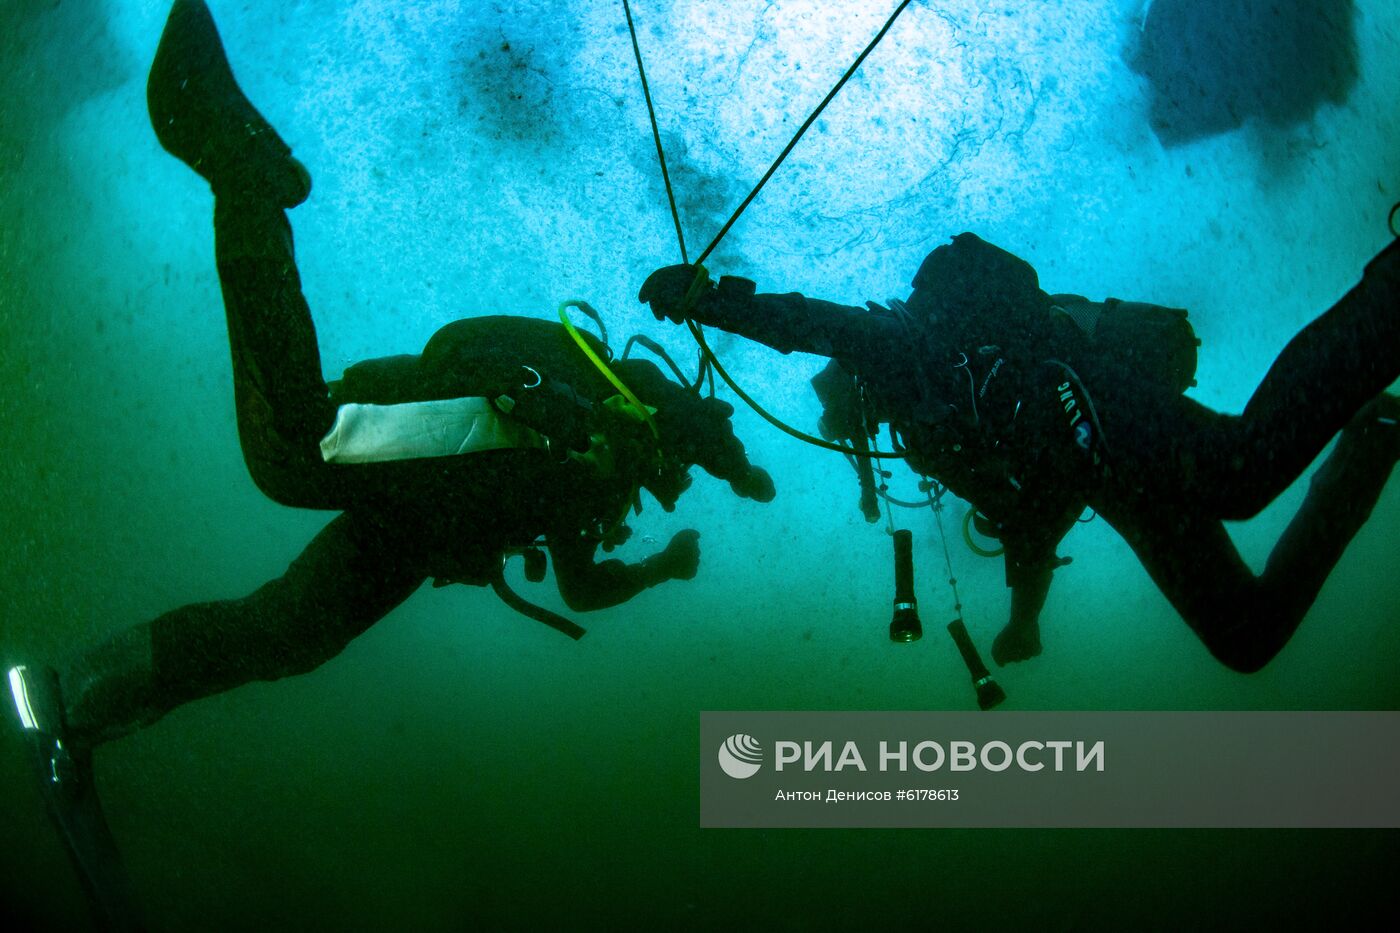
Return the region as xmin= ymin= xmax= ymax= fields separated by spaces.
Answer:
xmin=889 ymin=529 xmax=923 ymax=642
xmin=946 ymin=619 xmax=1006 ymax=710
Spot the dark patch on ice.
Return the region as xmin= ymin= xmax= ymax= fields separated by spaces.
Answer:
xmin=449 ymin=2 xmax=605 ymax=150
xmin=1127 ymin=0 xmax=1358 ymax=146
xmin=0 ymin=0 xmax=133 ymax=160
xmin=453 ymin=32 xmax=566 ymax=146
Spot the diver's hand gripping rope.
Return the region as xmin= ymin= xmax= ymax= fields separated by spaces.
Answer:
xmin=677 ymin=269 xmax=906 ymax=458
xmin=624 ymin=0 xmax=912 ymax=459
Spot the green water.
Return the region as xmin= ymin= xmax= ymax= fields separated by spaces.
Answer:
xmin=3 ymin=1 xmax=1397 ymax=929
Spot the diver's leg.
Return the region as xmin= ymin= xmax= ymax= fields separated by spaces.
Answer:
xmin=1086 ymin=240 xmax=1399 ymax=518
xmin=3 ymin=7 xmax=330 ymax=921
xmin=59 ymin=512 xmax=425 ymax=748
xmin=1096 ymin=497 xmax=1280 ymax=672
xmin=214 ymin=195 xmax=346 ymax=508
xmin=1095 ymin=402 xmax=1397 ymax=672
xmin=7 ymin=664 xmax=142 ymax=931
xmin=147 ymin=1 xmax=348 ymax=506
xmin=148 ymin=0 xmax=311 ymax=206
xmin=1221 ymin=239 xmax=1400 ymax=505
xmin=9 ymin=512 xmax=421 ymax=924
xmin=1254 ymin=395 xmax=1399 ymax=635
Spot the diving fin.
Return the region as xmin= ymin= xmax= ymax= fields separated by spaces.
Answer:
xmin=147 ymin=0 xmax=311 ymax=207
xmin=7 ymin=665 xmax=144 ymax=932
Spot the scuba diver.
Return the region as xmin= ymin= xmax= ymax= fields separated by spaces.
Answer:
xmin=640 ymin=230 xmax=1400 ymax=674
xmin=7 ymin=2 xmax=773 ymax=925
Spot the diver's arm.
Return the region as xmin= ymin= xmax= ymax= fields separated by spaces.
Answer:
xmin=993 ymin=566 xmax=1052 ymax=667
xmin=1010 ymin=567 xmax=1053 ymax=624
xmin=612 ymin=359 xmax=776 ymax=503
xmin=640 ymin=264 xmax=904 ymax=365
xmin=549 ymin=529 xmax=701 ymax=612
xmin=990 ymin=506 xmax=1077 ymax=665
xmin=732 ymin=291 xmax=904 ymax=362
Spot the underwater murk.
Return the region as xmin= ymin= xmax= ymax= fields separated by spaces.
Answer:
xmin=2 ymin=1 xmax=1397 ymax=930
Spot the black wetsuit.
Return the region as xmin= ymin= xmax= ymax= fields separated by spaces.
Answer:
xmin=62 ymin=195 xmax=769 ymax=745
xmin=643 ymin=232 xmax=1400 ymax=671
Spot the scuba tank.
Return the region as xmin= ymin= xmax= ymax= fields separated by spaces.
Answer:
xmin=324 ymin=313 xmax=669 ymax=639
xmin=801 ymin=235 xmax=1204 ymax=539
xmin=908 ymin=233 xmax=1201 ymax=401
xmin=1049 ymin=294 xmax=1201 ymax=395
xmin=328 ymin=316 xmax=615 ymax=459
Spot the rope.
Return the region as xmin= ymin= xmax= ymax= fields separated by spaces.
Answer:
xmin=695 ymin=0 xmax=914 ymax=266
xmin=623 ymin=0 xmax=912 ymax=459
xmin=623 ymin=0 xmax=688 ymax=264
xmin=685 ymin=317 xmax=906 ymax=457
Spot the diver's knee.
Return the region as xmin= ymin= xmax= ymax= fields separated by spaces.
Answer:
xmin=1211 ymin=482 xmax=1274 ymax=521
xmin=1204 ymin=631 xmax=1278 ymax=674
xmin=1189 ymin=597 xmax=1285 ymax=673
xmin=243 ymin=451 xmax=338 ymax=510
xmin=247 ymin=465 xmax=307 ymax=508
xmin=1212 ymin=648 xmax=1271 ymax=675
xmin=1217 ymin=500 xmax=1267 ymax=522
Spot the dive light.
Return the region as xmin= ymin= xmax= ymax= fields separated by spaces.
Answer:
xmin=889 ymin=529 xmax=922 ymax=642
xmin=947 ymin=619 xmax=1006 ymax=710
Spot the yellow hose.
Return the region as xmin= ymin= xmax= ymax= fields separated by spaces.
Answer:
xmin=558 ymin=299 xmax=659 ymax=440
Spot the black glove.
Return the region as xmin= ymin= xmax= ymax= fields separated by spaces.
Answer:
xmin=639 ymin=264 xmax=712 ymax=323
xmin=643 ymin=529 xmax=701 ymax=584
xmin=730 ymin=466 xmax=776 ymax=503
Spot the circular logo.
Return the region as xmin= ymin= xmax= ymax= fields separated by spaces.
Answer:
xmin=718 ymin=733 xmax=763 ymax=779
